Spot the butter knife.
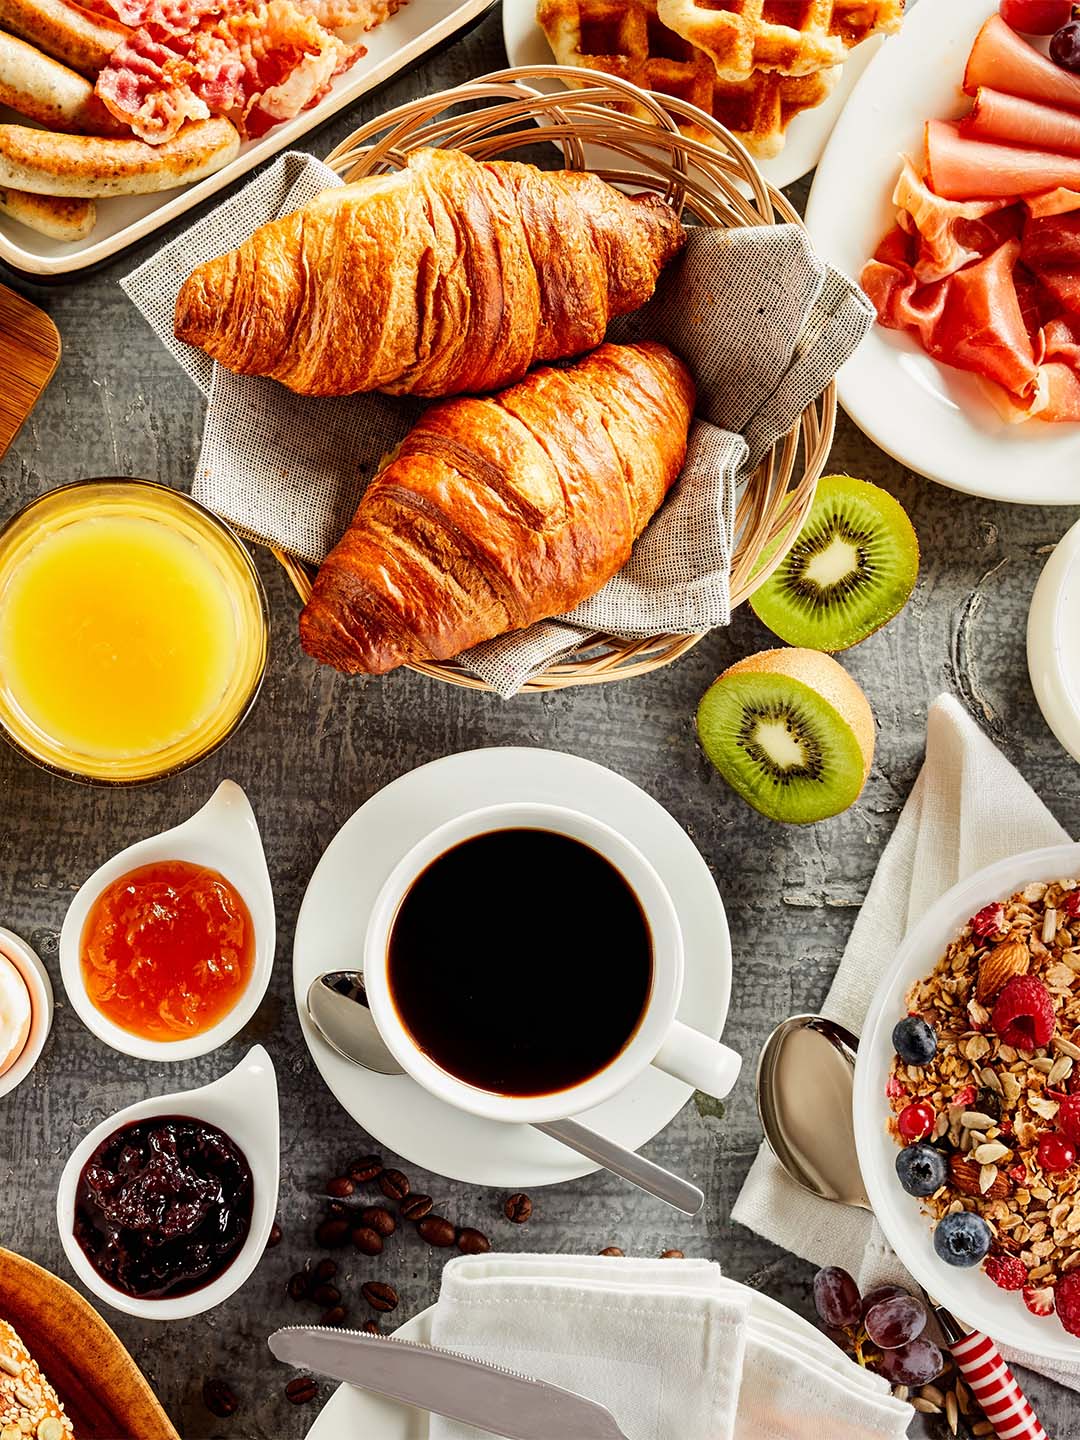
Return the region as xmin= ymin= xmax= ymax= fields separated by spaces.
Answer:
xmin=268 ymin=1325 xmax=630 ymax=1439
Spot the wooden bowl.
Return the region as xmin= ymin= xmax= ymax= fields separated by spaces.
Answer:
xmin=0 ymin=1248 xmax=178 ymax=1439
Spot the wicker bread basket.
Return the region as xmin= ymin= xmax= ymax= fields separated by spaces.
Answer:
xmin=273 ymin=66 xmax=836 ymax=691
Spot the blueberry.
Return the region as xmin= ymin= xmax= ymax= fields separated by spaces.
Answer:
xmin=933 ymin=1212 xmax=991 ymax=1268
xmin=892 ymin=1016 xmax=937 ymax=1066
xmin=895 ymin=1143 xmax=947 ymax=1198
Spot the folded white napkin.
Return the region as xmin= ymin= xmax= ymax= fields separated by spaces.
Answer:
xmin=732 ymin=693 xmax=1080 ymax=1392
xmin=427 ymin=1255 xmax=912 ymax=1440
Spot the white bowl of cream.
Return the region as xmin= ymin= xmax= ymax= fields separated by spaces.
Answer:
xmin=1028 ymin=517 xmax=1080 ymax=764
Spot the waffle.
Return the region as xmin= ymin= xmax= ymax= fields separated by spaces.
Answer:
xmin=655 ymin=0 xmax=904 ymax=83
xmin=537 ymin=0 xmax=840 ymax=156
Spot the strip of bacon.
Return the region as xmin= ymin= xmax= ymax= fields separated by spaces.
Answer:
xmin=963 ymin=87 xmax=1080 ymax=157
xmin=926 ymin=119 xmax=1080 ymax=200
xmin=295 ymin=0 xmax=402 ymax=28
xmin=77 ymin=0 xmax=219 ymax=35
xmin=964 ymin=13 xmax=1080 ymax=114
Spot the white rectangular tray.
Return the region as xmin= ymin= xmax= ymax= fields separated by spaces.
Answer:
xmin=0 ymin=0 xmax=495 ymax=279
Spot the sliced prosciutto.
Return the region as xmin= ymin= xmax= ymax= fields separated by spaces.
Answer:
xmin=891 ymin=156 xmax=1014 ymax=282
xmin=964 ymin=13 xmax=1080 ymax=114
xmin=963 ymin=87 xmax=1080 ymax=156
xmin=926 ymin=119 xmax=1080 ymax=199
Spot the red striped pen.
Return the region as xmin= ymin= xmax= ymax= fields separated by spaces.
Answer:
xmin=933 ymin=1305 xmax=1048 ymax=1440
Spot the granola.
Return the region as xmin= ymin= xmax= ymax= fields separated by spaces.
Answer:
xmin=888 ymin=878 xmax=1080 ymax=1338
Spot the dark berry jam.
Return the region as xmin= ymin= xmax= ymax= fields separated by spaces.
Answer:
xmin=73 ymin=1114 xmax=253 ymax=1299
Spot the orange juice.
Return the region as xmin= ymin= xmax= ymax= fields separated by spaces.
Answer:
xmin=0 ymin=481 xmax=267 ymax=783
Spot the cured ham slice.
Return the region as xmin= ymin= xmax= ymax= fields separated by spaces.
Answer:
xmin=892 ymin=156 xmax=1014 ymax=282
xmin=926 ymin=119 xmax=1080 ymax=199
xmin=963 ymin=88 xmax=1080 ymax=157
xmin=1027 ymin=187 xmax=1080 ymax=217
xmin=964 ymin=13 xmax=1080 ymax=114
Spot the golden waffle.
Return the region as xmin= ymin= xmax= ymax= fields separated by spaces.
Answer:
xmin=655 ymin=0 xmax=903 ymax=83
xmin=537 ymin=0 xmax=840 ymax=156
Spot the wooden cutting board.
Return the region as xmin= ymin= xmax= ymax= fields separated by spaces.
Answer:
xmin=0 ymin=285 xmax=60 ymax=459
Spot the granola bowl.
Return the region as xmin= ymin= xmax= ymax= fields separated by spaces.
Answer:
xmin=854 ymin=842 xmax=1080 ymax=1363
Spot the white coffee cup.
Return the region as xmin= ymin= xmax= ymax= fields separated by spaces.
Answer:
xmin=362 ymin=802 xmax=742 ymax=1125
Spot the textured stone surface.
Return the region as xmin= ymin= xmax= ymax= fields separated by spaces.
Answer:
xmin=1 ymin=12 xmax=1079 ymax=1437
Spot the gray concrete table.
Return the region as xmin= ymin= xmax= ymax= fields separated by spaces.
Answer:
xmin=1 ymin=13 xmax=1078 ymax=1437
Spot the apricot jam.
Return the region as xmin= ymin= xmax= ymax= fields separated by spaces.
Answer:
xmin=80 ymin=860 xmax=255 ymax=1041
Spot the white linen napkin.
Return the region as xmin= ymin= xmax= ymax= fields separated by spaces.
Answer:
xmin=732 ymin=692 xmax=1080 ymax=1392
xmin=427 ymin=1254 xmax=912 ymax=1440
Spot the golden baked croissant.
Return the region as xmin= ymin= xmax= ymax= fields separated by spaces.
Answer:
xmin=174 ymin=147 xmax=686 ymax=397
xmin=299 ymin=341 xmax=695 ymax=674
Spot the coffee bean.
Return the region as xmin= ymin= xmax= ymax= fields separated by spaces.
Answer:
xmin=660 ymin=1249 xmax=684 ymax=1260
xmin=598 ymin=1247 xmax=624 ymax=1257
xmin=203 ymin=1378 xmax=239 ymax=1418
xmin=362 ymin=1321 xmax=379 ymax=1335
xmin=348 ymin=1155 xmax=384 ymax=1184
xmin=321 ymin=1306 xmax=348 ymax=1327
xmin=326 ymin=1176 xmax=356 ymax=1199
xmin=362 ymin=1205 xmax=396 ymax=1237
xmin=351 ymin=1226 xmax=384 ymax=1257
xmin=312 ymin=1283 xmax=341 ymax=1307
xmin=456 ymin=1228 xmax=491 ymax=1255
xmin=378 ymin=1168 xmax=410 ymax=1201
xmin=362 ymin=1281 xmax=399 ymax=1313
xmin=265 ymin=1221 xmax=283 ymax=1249
xmin=285 ymin=1377 xmax=318 ymax=1405
xmin=287 ymin=1271 xmax=311 ymax=1301
xmin=504 ymin=1193 xmax=532 ymax=1224
xmin=315 ymin=1218 xmax=350 ymax=1248
xmin=417 ymin=1215 xmax=456 ymax=1248
xmin=313 ymin=1258 xmax=338 ymax=1283
xmin=399 ymin=1193 xmax=432 ymax=1222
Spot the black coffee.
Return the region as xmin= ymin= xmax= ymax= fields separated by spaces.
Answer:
xmin=387 ymin=829 xmax=653 ymax=1097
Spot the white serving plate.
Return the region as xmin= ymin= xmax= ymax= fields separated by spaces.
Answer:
xmin=502 ymin=0 xmax=885 ymax=191
xmin=0 ymin=0 xmax=495 ymax=279
xmin=854 ymin=843 xmax=1080 ymax=1365
xmin=806 ymin=0 xmax=1080 ymax=504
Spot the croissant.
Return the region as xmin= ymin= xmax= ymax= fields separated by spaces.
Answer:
xmin=299 ymin=341 xmax=695 ymax=675
xmin=174 ymin=147 xmax=686 ymax=397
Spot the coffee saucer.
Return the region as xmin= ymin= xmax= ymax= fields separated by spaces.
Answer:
xmin=292 ymin=748 xmax=731 ymax=1188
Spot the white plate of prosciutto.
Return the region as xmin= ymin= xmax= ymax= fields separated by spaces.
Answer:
xmin=806 ymin=0 xmax=1080 ymax=504
xmin=0 ymin=0 xmax=495 ymax=278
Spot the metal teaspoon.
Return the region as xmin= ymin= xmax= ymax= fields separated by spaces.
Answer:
xmin=756 ymin=1014 xmax=1047 ymax=1440
xmin=306 ymin=971 xmax=705 ymax=1215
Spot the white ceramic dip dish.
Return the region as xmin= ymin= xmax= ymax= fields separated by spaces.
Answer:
xmin=1029 ymin=517 xmax=1080 ymax=764
xmin=59 ymin=780 xmax=275 ymax=1061
xmin=56 ymin=1044 xmax=279 ymax=1321
xmin=0 ymin=928 xmax=52 ymax=1099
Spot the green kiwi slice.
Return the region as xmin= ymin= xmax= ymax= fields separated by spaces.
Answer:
xmin=749 ymin=475 xmax=919 ymax=651
xmin=696 ymin=648 xmax=874 ymax=825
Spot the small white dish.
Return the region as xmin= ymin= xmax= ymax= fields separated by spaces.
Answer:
xmin=0 ymin=927 xmax=52 ymax=1099
xmin=1028 ymin=517 xmax=1080 ymax=762
xmin=854 ymin=843 xmax=1080 ymax=1364
xmin=292 ymin=747 xmax=731 ymax=1189
xmin=56 ymin=1043 xmax=279 ymax=1321
xmin=806 ymin=0 xmax=1080 ymax=504
xmin=59 ymin=780 xmax=275 ymax=1061
xmin=501 ymin=0 xmax=885 ymax=191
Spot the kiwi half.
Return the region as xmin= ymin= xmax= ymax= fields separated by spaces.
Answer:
xmin=749 ymin=475 xmax=919 ymax=651
xmin=696 ymin=648 xmax=874 ymax=824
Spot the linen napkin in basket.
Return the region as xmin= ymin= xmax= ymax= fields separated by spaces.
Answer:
xmin=732 ymin=692 xmax=1080 ymax=1392
xmin=426 ymin=1254 xmax=912 ymax=1440
xmin=122 ymin=150 xmax=873 ymax=696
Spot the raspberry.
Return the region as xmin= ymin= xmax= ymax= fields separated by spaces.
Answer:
xmin=991 ymin=975 xmax=1056 ymax=1050
xmin=950 ymin=1084 xmax=977 ymax=1111
xmin=1060 ymin=1095 xmax=1080 ymax=1146
xmin=1057 ymin=1273 xmax=1080 ymax=1337
xmin=885 ymin=1076 xmax=906 ymax=1100
xmin=984 ymin=1255 xmax=1027 ymax=1291
xmin=1063 ymin=890 xmax=1080 ymax=919
xmin=971 ymin=902 xmax=1008 ymax=939
xmin=1023 ymin=1285 xmax=1056 ymax=1318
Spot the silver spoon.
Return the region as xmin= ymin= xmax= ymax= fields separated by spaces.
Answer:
xmin=307 ymin=971 xmax=705 ymax=1216
xmin=756 ymin=1013 xmax=1046 ymax=1440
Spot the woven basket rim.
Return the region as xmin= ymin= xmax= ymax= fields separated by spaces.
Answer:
xmin=275 ymin=66 xmax=835 ymax=692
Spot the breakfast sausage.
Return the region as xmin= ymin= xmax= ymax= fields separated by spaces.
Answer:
xmin=0 ymin=117 xmax=241 ymax=196
xmin=0 ymin=0 xmax=129 ymax=76
xmin=0 ymin=184 xmax=94 ymax=238
xmin=0 ymin=29 xmax=122 ymax=130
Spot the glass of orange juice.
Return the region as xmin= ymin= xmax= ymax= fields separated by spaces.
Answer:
xmin=0 ymin=479 xmax=269 ymax=785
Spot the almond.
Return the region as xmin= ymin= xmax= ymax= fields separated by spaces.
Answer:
xmin=976 ymin=937 xmax=1030 ymax=1003
xmin=949 ymin=1152 xmax=1010 ymax=1200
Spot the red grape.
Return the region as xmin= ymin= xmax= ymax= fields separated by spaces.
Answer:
xmin=874 ymin=1337 xmax=945 ymax=1386
xmin=861 ymin=1284 xmax=908 ymax=1319
xmin=864 ymin=1294 xmax=928 ymax=1350
xmin=1001 ymin=0 xmax=1072 ymax=33
xmin=1052 ymin=17 xmax=1080 ymax=69
xmin=813 ymin=1267 xmax=862 ymax=1328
